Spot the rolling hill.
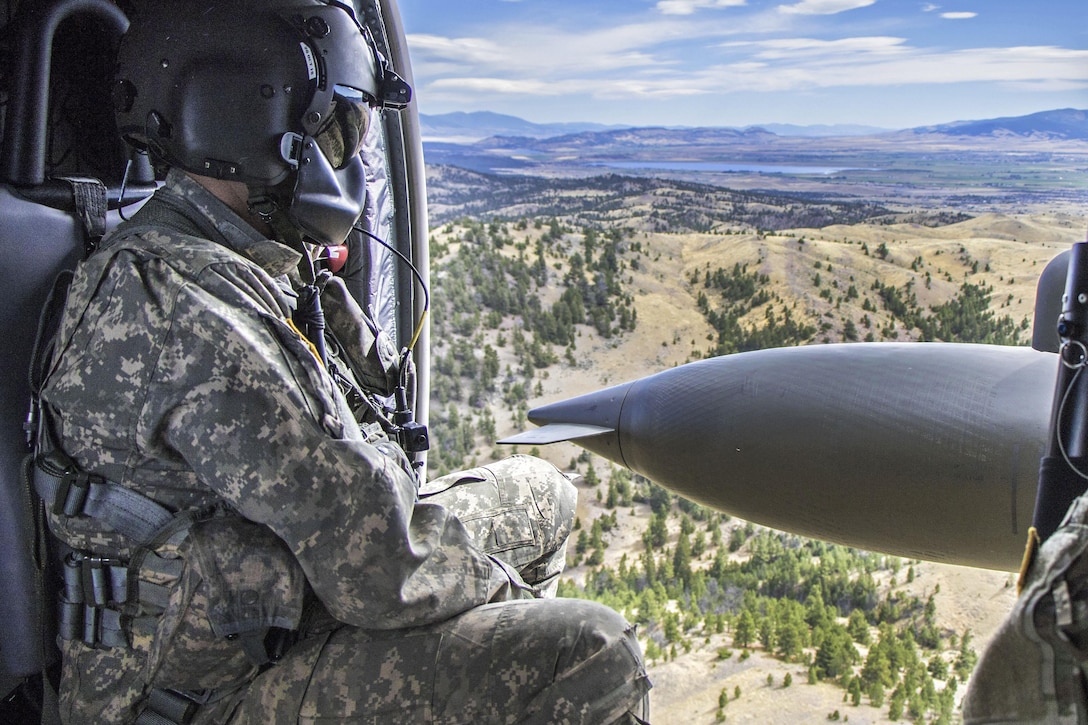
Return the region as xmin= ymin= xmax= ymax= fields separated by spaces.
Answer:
xmin=420 ymin=109 xmax=1088 ymax=216
xmin=422 ymin=164 xmax=1088 ymax=723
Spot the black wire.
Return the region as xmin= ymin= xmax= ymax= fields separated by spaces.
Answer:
xmin=117 ymin=157 xmax=133 ymax=221
xmin=352 ymin=224 xmax=430 ymax=343
xmin=1057 ymin=357 xmax=1088 ymax=480
xmin=352 ymin=224 xmax=429 ymax=420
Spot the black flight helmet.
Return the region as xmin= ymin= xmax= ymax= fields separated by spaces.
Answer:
xmin=113 ymin=0 xmax=411 ymax=245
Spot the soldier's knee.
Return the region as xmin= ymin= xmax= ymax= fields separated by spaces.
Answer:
xmin=573 ymin=601 xmax=646 ymax=678
xmin=517 ymin=454 xmax=578 ymax=527
xmin=527 ymin=599 xmax=651 ymax=723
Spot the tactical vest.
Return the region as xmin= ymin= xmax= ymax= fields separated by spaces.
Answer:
xmin=23 ymin=234 xmax=314 ymax=724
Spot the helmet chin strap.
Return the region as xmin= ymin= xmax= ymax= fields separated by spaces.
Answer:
xmin=247 ymin=190 xmax=318 ymax=285
xmin=248 ymin=188 xmax=332 ymax=369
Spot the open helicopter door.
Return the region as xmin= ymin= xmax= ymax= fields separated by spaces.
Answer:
xmin=353 ymin=0 xmax=431 ymax=467
xmin=0 ymin=0 xmax=428 ymax=719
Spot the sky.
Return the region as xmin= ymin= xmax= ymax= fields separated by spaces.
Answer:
xmin=397 ymin=0 xmax=1088 ymax=129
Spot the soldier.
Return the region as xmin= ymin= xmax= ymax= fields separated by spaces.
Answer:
xmin=33 ymin=0 xmax=650 ymax=722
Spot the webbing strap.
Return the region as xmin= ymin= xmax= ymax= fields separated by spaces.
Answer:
xmin=33 ymin=450 xmax=174 ymax=544
xmin=56 ymin=600 xmax=164 ymax=650
xmin=57 ymin=599 xmax=129 ymax=649
xmin=134 ymin=688 xmax=210 ymax=725
xmin=58 ymin=176 xmax=107 ymax=253
xmin=62 ymin=552 xmax=126 ymax=606
xmin=59 ymin=552 xmax=178 ymax=610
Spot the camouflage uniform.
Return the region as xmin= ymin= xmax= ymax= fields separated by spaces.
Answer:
xmin=41 ymin=169 xmax=650 ymax=723
xmin=963 ymin=494 xmax=1088 ymax=723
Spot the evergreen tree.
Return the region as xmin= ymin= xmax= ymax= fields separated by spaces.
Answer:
xmin=734 ymin=610 xmax=756 ymax=649
xmin=777 ymin=618 xmax=805 ymax=661
xmin=759 ymin=617 xmax=775 ymax=651
xmin=848 ymin=677 xmax=862 ymax=706
xmin=847 ymin=609 xmax=871 ymax=645
xmin=861 ymin=644 xmax=894 ymax=689
xmin=673 ymin=532 xmax=693 ymax=589
xmin=645 ymin=509 xmax=669 ymax=550
xmin=815 ymin=624 xmax=859 ymax=681
xmin=888 ymin=686 xmax=906 ymax=721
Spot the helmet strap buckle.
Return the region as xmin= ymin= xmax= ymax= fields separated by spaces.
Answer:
xmin=279 ymin=133 xmax=304 ymax=169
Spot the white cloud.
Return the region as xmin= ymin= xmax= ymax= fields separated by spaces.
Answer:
xmin=941 ymin=11 xmax=977 ymax=19
xmin=722 ymin=36 xmax=910 ymax=59
xmin=407 ymin=9 xmax=1088 ymax=111
xmin=922 ymin=3 xmax=940 ymax=10
xmin=429 ymin=78 xmax=563 ymax=96
xmin=404 ymin=34 xmax=509 ymax=65
xmin=777 ymin=0 xmax=876 ymax=15
xmin=408 ymin=26 xmax=664 ymax=79
xmin=656 ymin=0 xmax=746 ymax=15
xmin=695 ymin=43 xmax=1088 ymax=93
xmin=407 ymin=8 xmax=808 ymax=82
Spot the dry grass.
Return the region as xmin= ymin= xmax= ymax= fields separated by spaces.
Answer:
xmin=434 ymin=210 xmax=1087 ymax=723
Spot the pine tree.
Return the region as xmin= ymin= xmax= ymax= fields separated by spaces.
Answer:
xmin=848 ymin=677 xmax=862 ymax=706
xmin=888 ymin=686 xmax=906 ymax=721
xmin=673 ymin=531 xmax=693 ymax=588
xmin=734 ymin=610 xmax=755 ymax=649
xmin=847 ymin=609 xmax=870 ymax=645
xmin=776 ymin=619 xmax=804 ymax=661
xmin=869 ymin=681 xmax=885 ymax=708
xmin=815 ymin=624 xmax=858 ymax=680
xmin=646 ymin=509 xmax=668 ymax=549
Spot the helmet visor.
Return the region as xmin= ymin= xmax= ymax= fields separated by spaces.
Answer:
xmin=314 ymin=85 xmax=372 ymax=170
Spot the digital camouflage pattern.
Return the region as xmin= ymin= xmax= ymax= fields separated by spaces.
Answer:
xmin=41 ymin=169 xmax=650 ymax=723
xmin=963 ymin=493 xmax=1088 ymax=723
xmin=419 ymin=457 xmax=579 ymax=598
xmin=228 ymin=598 xmax=647 ymax=724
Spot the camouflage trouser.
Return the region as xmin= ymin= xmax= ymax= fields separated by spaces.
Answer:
xmin=418 ymin=454 xmax=578 ymax=596
xmin=222 ymin=455 xmax=651 ymax=724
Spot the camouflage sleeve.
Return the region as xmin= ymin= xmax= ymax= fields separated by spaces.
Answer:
xmin=119 ymin=251 xmax=531 ymax=628
xmin=180 ymin=262 xmax=537 ymax=622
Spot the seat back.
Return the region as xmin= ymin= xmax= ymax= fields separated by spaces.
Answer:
xmin=0 ymin=189 xmax=86 ymax=679
xmin=1033 ymin=249 xmax=1068 ymax=353
xmin=0 ymin=0 xmax=426 ymax=689
xmin=0 ymin=0 xmax=138 ymax=683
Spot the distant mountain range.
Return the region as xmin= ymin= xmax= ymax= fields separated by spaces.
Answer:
xmin=419 ymin=111 xmax=625 ymax=142
xmin=911 ymin=108 xmax=1088 ymax=140
xmin=419 ymin=108 xmax=1088 ymax=176
xmin=420 ymin=108 xmax=1088 ymax=144
xmin=419 ymin=111 xmax=890 ymax=142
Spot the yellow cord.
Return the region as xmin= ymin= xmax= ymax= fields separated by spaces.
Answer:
xmin=285 ymin=317 xmax=325 ymax=369
xmin=408 ymin=309 xmax=429 ymax=352
xmin=1017 ymin=526 xmax=1041 ymax=595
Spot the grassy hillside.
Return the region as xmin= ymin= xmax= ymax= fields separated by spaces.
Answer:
xmin=422 ymin=170 xmax=1086 ymax=723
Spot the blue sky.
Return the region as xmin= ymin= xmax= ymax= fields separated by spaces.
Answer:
xmin=397 ymin=0 xmax=1088 ymax=129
